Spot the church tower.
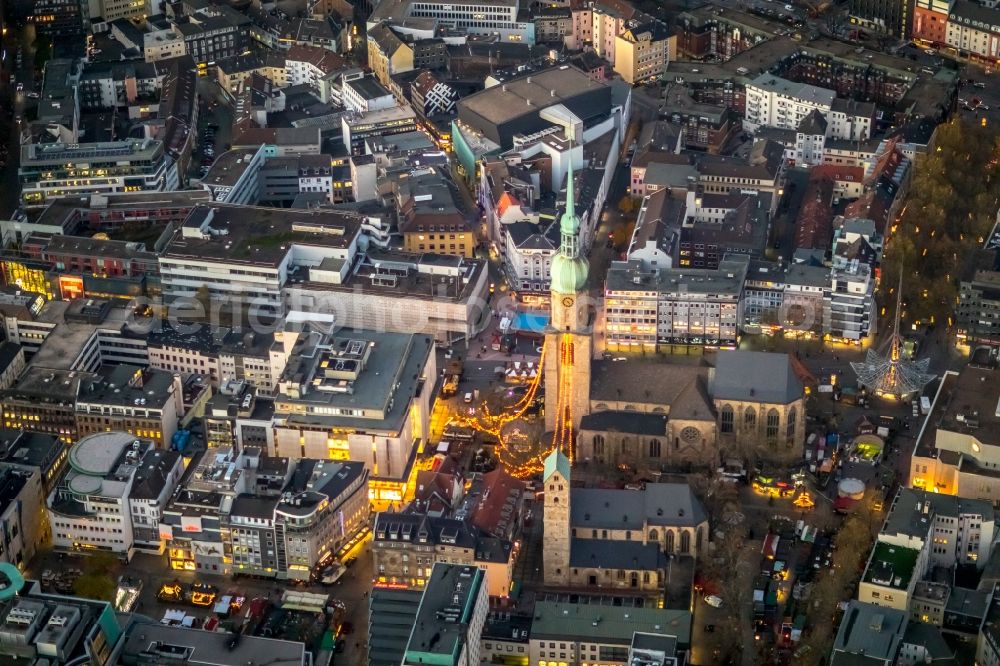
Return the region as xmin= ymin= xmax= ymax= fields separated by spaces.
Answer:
xmin=542 ymin=449 xmax=571 ymax=585
xmin=544 ymin=160 xmax=592 ymax=456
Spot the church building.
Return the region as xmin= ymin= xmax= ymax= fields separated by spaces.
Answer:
xmin=539 ymin=149 xmax=806 ymax=471
xmin=542 ymin=450 xmax=709 ymax=591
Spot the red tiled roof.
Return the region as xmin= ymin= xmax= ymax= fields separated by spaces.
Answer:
xmin=809 ymin=165 xmax=864 ymax=183
xmin=794 ymin=177 xmax=834 ymax=250
xmin=470 ymin=468 xmax=524 ymax=538
xmin=497 ymin=191 xmax=518 ymax=218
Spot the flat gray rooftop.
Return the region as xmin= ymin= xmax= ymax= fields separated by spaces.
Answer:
xmin=115 ymin=620 xmax=308 ymax=666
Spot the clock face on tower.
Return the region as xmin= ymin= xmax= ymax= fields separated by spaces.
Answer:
xmin=561 ymin=297 xmax=575 ymax=308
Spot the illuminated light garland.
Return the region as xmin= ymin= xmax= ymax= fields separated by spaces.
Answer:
xmin=450 ymin=333 xmax=579 ymax=479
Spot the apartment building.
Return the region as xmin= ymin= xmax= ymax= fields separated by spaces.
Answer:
xmin=614 ymin=20 xmax=672 ymax=84
xmin=394 ymin=167 xmax=475 ymax=258
xmin=174 ymin=5 xmax=252 ymax=67
xmin=75 ymin=365 xmax=184 ymax=449
xmin=605 ymin=256 xmax=748 ymax=351
xmin=19 ymin=140 xmax=173 ymax=209
xmin=745 ymin=75 xmax=873 ymax=141
xmin=215 ymin=53 xmax=287 ymax=97
xmin=946 ymin=1 xmax=1000 ymax=61
xmin=285 ymin=44 xmax=347 ymax=94
xmin=569 ymin=2 xmax=631 ymax=55
xmin=957 ymin=249 xmax=1000 ymax=350
xmin=373 ymin=466 xmax=523 ymax=597
xmin=823 ymin=218 xmax=882 ymax=342
xmin=367 ymin=23 xmax=414 ymax=89
xmin=76 ymin=60 xmax=162 ymax=111
xmin=47 ymin=432 xmax=183 ymax=560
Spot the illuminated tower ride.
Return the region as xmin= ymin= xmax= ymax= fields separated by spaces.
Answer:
xmin=543 ymin=159 xmax=592 ymax=463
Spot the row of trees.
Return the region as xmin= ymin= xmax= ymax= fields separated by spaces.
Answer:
xmin=880 ymin=120 xmax=1000 ymax=327
xmin=797 ymin=503 xmax=877 ymax=664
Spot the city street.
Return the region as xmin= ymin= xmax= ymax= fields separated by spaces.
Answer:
xmin=0 ymin=17 xmax=37 ymax=218
xmin=26 ymin=537 xmax=374 ymax=662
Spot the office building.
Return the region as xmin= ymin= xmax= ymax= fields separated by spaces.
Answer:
xmin=402 ymin=564 xmax=488 ymax=666
xmin=855 ymin=485 xmax=994 ymax=626
xmin=411 ymin=70 xmax=459 ymax=118
xmin=159 ymin=203 xmax=363 ymax=321
xmin=605 ymin=256 xmax=748 ymax=351
xmin=0 ymin=581 xmax=125 ymax=664
xmin=283 ymin=249 xmax=490 ymax=344
xmin=48 ymin=432 xmax=183 ymax=559
xmin=342 ymin=74 xmax=395 ymax=114
xmin=200 ymin=146 xmax=266 ymax=204
xmin=160 ymin=447 xmax=368 ymax=578
xmin=909 ymin=361 xmax=1000 ymax=500
xmin=614 ymin=20 xmax=673 ymax=85
xmin=86 ymin=0 xmax=150 ymax=22
xmin=831 ymin=601 xmax=907 ymax=665
xmin=31 ymin=0 xmax=84 ymax=35
xmin=529 ymin=599 xmax=691 ymax=666
xmin=368 ymin=0 xmax=536 ymax=44
xmin=342 ymin=106 xmax=419 ymax=155
xmin=113 ymin=620 xmax=310 ymax=665
xmin=19 ymin=140 xmax=173 ymax=209
xmin=75 ymin=365 xmax=184 ymax=449
xmin=272 ymin=332 xmax=435 ymax=504
xmin=0 ymin=367 xmax=94 ymax=444
xmin=228 ymin=459 xmax=369 ymax=580
xmin=0 ymin=466 xmax=45 ymax=567
xmin=0 ymin=430 xmax=69 ymax=497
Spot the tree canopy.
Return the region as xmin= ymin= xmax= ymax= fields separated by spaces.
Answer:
xmin=880 ymin=120 xmax=1000 ymax=327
